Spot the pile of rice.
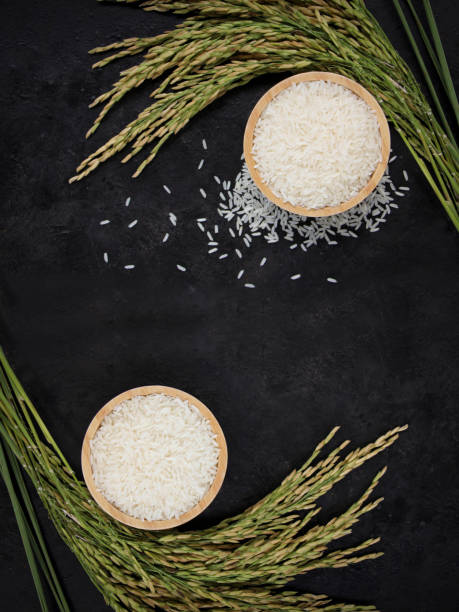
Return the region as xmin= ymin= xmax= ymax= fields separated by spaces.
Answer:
xmin=90 ymin=393 xmax=220 ymax=521
xmin=252 ymin=80 xmax=382 ymax=209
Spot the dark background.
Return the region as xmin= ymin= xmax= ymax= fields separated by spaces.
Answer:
xmin=0 ymin=1 xmax=458 ymax=611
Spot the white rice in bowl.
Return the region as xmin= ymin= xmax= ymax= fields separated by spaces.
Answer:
xmin=89 ymin=393 xmax=220 ymax=521
xmin=251 ymin=80 xmax=382 ymax=209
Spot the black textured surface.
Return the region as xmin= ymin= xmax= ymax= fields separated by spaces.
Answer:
xmin=0 ymin=1 xmax=458 ymax=611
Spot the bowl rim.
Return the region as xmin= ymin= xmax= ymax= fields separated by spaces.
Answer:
xmin=243 ymin=71 xmax=391 ymax=217
xmin=81 ymin=385 xmax=228 ymax=530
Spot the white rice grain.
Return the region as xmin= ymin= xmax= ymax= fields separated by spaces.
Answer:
xmin=214 ymin=162 xmax=403 ymax=255
xmin=252 ymin=81 xmax=382 ymax=209
xmin=90 ymin=393 xmax=219 ymax=521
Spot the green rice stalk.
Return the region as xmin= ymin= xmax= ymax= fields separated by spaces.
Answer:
xmin=422 ymin=0 xmax=459 ymax=125
xmin=0 ymin=440 xmax=49 ymax=612
xmin=4 ymin=443 xmax=70 ymax=612
xmin=0 ymin=346 xmax=406 ymax=610
xmin=405 ymin=1 xmax=444 ymax=86
xmin=392 ymin=0 xmax=456 ymax=146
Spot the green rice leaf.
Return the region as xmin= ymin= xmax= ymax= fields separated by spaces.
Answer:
xmin=0 ymin=441 xmax=49 ymax=612
xmin=392 ymin=0 xmax=456 ymax=147
xmin=422 ymin=0 xmax=459 ymax=125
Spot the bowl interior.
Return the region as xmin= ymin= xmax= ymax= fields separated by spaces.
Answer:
xmin=243 ymin=71 xmax=390 ymax=217
xmin=81 ymin=385 xmax=228 ymax=530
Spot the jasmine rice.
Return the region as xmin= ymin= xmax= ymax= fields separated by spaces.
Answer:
xmin=90 ymin=394 xmax=219 ymax=521
xmin=252 ymin=80 xmax=382 ymax=209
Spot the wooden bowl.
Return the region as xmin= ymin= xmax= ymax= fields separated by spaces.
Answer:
xmin=81 ymin=385 xmax=228 ymax=530
xmin=243 ymin=71 xmax=390 ymax=217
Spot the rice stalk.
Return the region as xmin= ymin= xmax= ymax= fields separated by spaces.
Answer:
xmin=0 ymin=440 xmax=50 ymax=611
xmin=69 ymin=0 xmax=459 ymax=230
xmin=392 ymin=0 xmax=456 ymax=147
xmin=0 ymin=346 xmax=406 ymax=610
xmin=421 ymin=0 xmax=459 ymax=124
